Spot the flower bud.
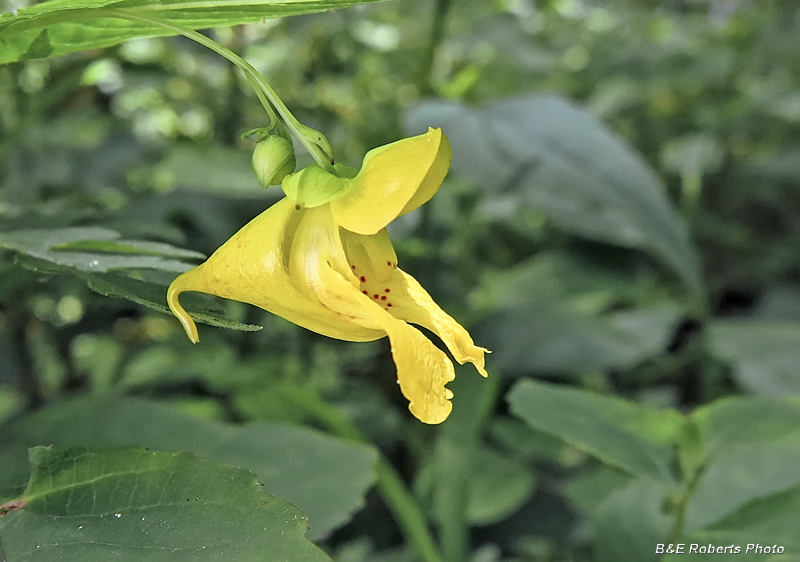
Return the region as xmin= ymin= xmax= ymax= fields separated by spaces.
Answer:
xmin=252 ymin=135 xmax=296 ymax=187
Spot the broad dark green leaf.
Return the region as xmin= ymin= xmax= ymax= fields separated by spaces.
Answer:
xmin=563 ymin=466 xmax=633 ymax=515
xmin=681 ymin=397 xmax=800 ymax=531
xmin=508 ymin=379 xmax=680 ymax=481
xmin=707 ymin=319 xmax=800 ymax=396
xmin=692 ymin=396 xmax=800 ymax=458
xmin=668 ymin=486 xmax=800 ymax=562
xmin=0 ymin=446 xmax=328 ymax=561
xmin=489 ymin=417 xmax=565 ymax=463
xmin=592 ymin=477 xmax=673 ymax=562
xmin=477 ymin=304 xmax=681 ymax=375
xmin=406 ymin=96 xmax=703 ymax=295
xmin=473 ymin=251 xmax=683 ymax=374
xmin=464 ymin=446 xmax=535 ymax=525
xmin=0 ymin=0 xmax=387 ymax=65
xmin=685 ymin=431 xmax=800 ymax=531
xmin=0 ymin=395 xmax=377 ymax=540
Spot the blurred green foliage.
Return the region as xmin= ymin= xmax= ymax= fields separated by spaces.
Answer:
xmin=1 ymin=0 xmax=800 ymax=560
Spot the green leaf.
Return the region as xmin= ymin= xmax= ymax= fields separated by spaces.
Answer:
xmin=563 ymin=466 xmax=633 ymax=514
xmin=0 ymin=227 xmax=196 ymax=273
xmin=669 ymin=486 xmax=800 ymax=561
xmin=707 ymin=319 xmax=800 ymax=396
xmin=477 ymin=303 xmax=681 ymax=375
xmin=464 ymin=446 xmax=535 ymax=525
xmin=0 ymin=446 xmax=329 ymax=561
xmin=508 ymin=379 xmax=680 ymax=481
xmin=473 ymin=251 xmax=683 ymax=374
xmin=85 ymin=272 xmax=262 ymax=333
xmin=0 ymin=0 xmax=387 ymax=65
xmin=406 ymin=96 xmax=703 ymax=295
xmin=592 ymin=477 xmax=673 ymax=562
xmin=0 ymin=227 xmax=260 ymax=333
xmin=53 ymin=239 xmax=205 ymax=260
xmin=692 ymin=396 xmax=800 ymax=458
xmin=155 ymin=144 xmax=269 ymax=198
xmin=0 ymin=395 xmax=377 ymax=540
xmin=683 ymin=398 xmax=800 ymax=532
xmin=489 ymin=417 xmax=565 ymax=463
xmin=685 ymin=431 xmax=800 ymax=532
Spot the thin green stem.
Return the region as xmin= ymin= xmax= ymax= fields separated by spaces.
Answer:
xmin=374 ymin=458 xmax=443 ymax=562
xmin=669 ymin=465 xmax=705 ymax=541
xmin=280 ymin=387 xmax=443 ymax=562
xmin=421 ymin=0 xmax=453 ymax=94
xmin=90 ymin=9 xmax=335 ymax=172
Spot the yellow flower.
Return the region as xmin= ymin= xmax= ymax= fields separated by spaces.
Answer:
xmin=167 ymin=128 xmax=488 ymax=424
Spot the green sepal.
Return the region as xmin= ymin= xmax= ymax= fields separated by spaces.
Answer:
xmin=282 ymin=165 xmax=352 ymax=207
xmin=334 ymin=163 xmax=358 ymax=179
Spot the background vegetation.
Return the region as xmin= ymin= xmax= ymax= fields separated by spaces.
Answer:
xmin=1 ymin=0 xmax=800 ymax=560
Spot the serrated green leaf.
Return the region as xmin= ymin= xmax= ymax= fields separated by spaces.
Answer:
xmin=0 ymin=0 xmax=387 ymax=65
xmin=0 ymin=446 xmax=329 ymax=561
xmin=0 ymin=228 xmax=193 ymax=273
xmin=1 ymin=228 xmax=259 ymax=333
xmin=508 ymin=379 xmax=680 ymax=481
xmin=53 ymin=239 xmax=205 ymax=260
xmin=0 ymin=395 xmax=377 ymax=540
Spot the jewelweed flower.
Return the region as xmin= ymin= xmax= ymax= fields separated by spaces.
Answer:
xmin=167 ymin=128 xmax=488 ymax=424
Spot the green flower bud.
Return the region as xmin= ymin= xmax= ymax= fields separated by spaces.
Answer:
xmin=252 ymin=135 xmax=296 ymax=187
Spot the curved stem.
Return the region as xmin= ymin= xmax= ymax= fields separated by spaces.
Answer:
xmin=97 ymin=9 xmax=335 ymax=172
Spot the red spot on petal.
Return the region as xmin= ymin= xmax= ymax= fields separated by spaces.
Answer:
xmin=387 ymin=261 xmax=392 ymax=266
xmin=362 ymin=290 xmax=368 ymax=295
xmin=360 ymin=276 xmax=366 ymax=282
xmin=295 ymin=205 xmax=300 ymax=210
xmin=384 ymin=288 xmax=390 ymax=293
xmin=351 ymin=265 xmax=356 ymax=270
xmin=387 ymin=303 xmax=393 ymax=307
xmin=373 ymin=294 xmax=379 ymax=299
xmin=381 ymin=296 xmax=387 ymax=301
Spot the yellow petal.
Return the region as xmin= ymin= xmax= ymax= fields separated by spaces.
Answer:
xmin=383 ymin=317 xmax=456 ymax=424
xmin=398 ymin=131 xmax=451 ymax=216
xmin=330 ymin=128 xmax=451 ymax=235
xmin=167 ymin=198 xmax=384 ymax=343
xmin=290 ymin=208 xmax=456 ymax=423
xmin=340 ymin=228 xmax=489 ymax=377
xmin=396 ymin=270 xmax=490 ymax=377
